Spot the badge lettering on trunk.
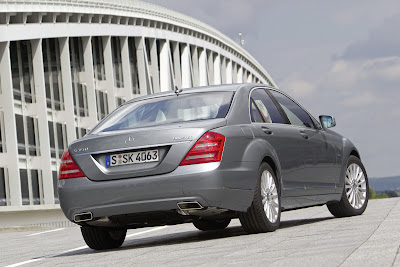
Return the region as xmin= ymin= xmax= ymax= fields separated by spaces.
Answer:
xmin=173 ymin=136 xmax=193 ymax=141
xmin=125 ymin=136 xmax=135 ymax=144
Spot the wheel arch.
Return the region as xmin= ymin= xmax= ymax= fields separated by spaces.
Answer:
xmin=338 ymin=140 xmax=363 ymax=194
xmin=350 ymin=149 xmax=360 ymax=160
xmin=261 ymin=156 xmax=282 ymax=195
xmin=237 ymin=137 xmax=282 ymax=193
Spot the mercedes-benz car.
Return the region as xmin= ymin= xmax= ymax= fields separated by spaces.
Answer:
xmin=58 ymin=84 xmax=368 ymax=250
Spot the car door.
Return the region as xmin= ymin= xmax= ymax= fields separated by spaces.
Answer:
xmin=249 ymin=88 xmax=310 ymax=197
xmin=269 ymin=90 xmax=337 ymax=195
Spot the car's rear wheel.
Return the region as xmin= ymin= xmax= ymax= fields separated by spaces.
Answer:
xmin=240 ymin=162 xmax=280 ymax=234
xmin=81 ymin=227 xmax=127 ymax=250
xmin=327 ymin=156 xmax=369 ymax=217
xmin=192 ymin=218 xmax=231 ymax=231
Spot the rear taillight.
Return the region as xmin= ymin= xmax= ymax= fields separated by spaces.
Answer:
xmin=180 ymin=131 xmax=225 ymax=166
xmin=59 ymin=149 xmax=85 ymax=179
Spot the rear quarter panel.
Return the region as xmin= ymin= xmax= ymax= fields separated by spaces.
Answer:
xmin=213 ymin=125 xmax=282 ymax=193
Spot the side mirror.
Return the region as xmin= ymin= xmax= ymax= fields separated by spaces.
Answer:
xmin=319 ymin=115 xmax=336 ymax=129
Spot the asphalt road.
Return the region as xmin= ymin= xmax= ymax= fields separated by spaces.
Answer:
xmin=2 ymin=198 xmax=400 ymax=267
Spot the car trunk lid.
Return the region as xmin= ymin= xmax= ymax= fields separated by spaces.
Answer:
xmin=69 ymin=119 xmax=226 ymax=181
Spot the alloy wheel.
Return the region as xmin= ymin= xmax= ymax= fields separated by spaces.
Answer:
xmin=345 ymin=163 xmax=367 ymax=209
xmin=260 ymin=170 xmax=279 ymax=223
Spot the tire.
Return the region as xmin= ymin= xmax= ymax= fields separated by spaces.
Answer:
xmin=239 ymin=162 xmax=281 ymax=234
xmin=192 ymin=218 xmax=231 ymax=231
xmin=327 ymin=156 xmax=369 ymax=218
xmin=81 ymin=227 xmax=127 ymax=250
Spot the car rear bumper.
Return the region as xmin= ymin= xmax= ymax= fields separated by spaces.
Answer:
xmin=58 ymin=161 xmax=258 ymax=222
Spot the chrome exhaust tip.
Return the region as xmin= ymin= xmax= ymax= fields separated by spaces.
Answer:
xmin=177 ymin=201 xmax=204 ymax=212
xmin=74 ymin=212 xmax=93 ymax=223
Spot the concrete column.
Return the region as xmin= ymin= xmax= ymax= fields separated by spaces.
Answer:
xmin=226 ymin=59 xmax=233 ymax=84
xmin=119 ymin=36 xmax=133 ymax=100
xmin=82 ymin=37 xmax=98 ymax=128
xmin=198 ymin=48 xmax=207 ymax=86
xmin=181 ymin=43 xmax=191 ymax=88
xmin=207 ymin=51 xmax=214 ymax=85
xmin=0 ymin=41 xmax=22 ymax=206
xmin=247 ymin=73 xmax=253 ymax=83
xmin=243 ymin=69 xmax=248 ymax=83
xmin=191 ymin=46 xmax=199 ymax=87
xmin=213 ymin=53 xmax=221 ymax=85
xmin=233 ymin=62 xmax=238 ymax=83
xmin=135 ymin=37 xmax=150 ymax=96
xmin=237 ymin=65 xmax=243 ymax=83
xmin=159 ymin=40 xmax=171 ymax=92
xmin=221 ymin=56 xmax=227 ymax=84
xmin=102 ymin=36 xmax=116 ymax=111
xmin=149 ymin=38 xmax=160 ymax=93
xmin=30 ymin=39 xmax=54 ymax=205
xmin=58 ymin=37 xmax=76 ymax=143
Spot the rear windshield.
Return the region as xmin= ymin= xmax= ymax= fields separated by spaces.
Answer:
xmin=91 ymin=92 xmax=234 ymax=133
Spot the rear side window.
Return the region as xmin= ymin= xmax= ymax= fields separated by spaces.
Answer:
xmin=270 ymin=91 xmax=315 ymax=128
xmin=250 ymin=89 xmax=285 ymax=123
xmin=92 ymin=92 xmax=233 ymax=133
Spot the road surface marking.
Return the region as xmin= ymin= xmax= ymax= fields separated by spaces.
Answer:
xmin=5 ymin=259 xmax=42 ymax=267
xmin=6 ymin=226 xmax=169 ymax=267
xmin=26 ymin=228 xmax=65 ymax=237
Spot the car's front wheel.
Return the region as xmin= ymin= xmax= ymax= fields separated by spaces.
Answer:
xmin=240 ymin=162 xmax=281 ymax=233
xmin=327 ymin=156 xmax=369 ymax=217
xmin=81 ymin=226 xmax=127 ymax=250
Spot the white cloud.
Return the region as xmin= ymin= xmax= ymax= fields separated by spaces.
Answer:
xmin=280 ymin=54 xmax=400 ymax=177
xmin=279 ymin=73 xmax=316 ymax=98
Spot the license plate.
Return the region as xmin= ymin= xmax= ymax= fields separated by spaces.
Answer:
xmin=106 ymin=149 xmax=159 ymax=167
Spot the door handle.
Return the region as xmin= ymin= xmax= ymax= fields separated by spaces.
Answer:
xmin=299 ymin=130 xmax=309 ymax=139
xmin=301 ymin=134 xmax=309 ymax=140
xmin=261 ymin=126 xmax=273 ymax=135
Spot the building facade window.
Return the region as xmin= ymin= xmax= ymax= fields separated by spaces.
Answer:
xmin=128 ymin=37 xmax=140 ymax=95
xmin=43 ymin=38 xmax=64 ymax=111
xmin=96 ymin=90 xmax=109 ymax=120
xmin=0 ymin=168 xmax=6 ymax=206
xmin=92 ymin=36 xmax=106 ymax=82
xmin=75 ymin=127 xmax=88 ymax=139
xmin=20 ymin=168 xmax=42 ymax=205
xmin=48 ymin=121 xmax=67 ymax=159
xmin=111 ymin=37 xmax=124 ymax=88
xmin=15 ymin=114 xmax=39 ymax=156
xmin=10 ymin=41 xmax=36 ymax=103
xmin=70 ymin=37 xmax=89 ymax=117
xmin=52 ymin=171 xmax=59 ymax=204
xmin=116 ymin=97 xmax=125 ymax=107
xmin=0 ymin=109 xmax=4 ymax=153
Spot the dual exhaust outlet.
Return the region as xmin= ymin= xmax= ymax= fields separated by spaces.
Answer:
xmin=74 ymin=201 xmax=203 ymax=221
xmin=74 ymin=212 xmax=93 ymax=223
xmin=177 ymin=201 xmax=204 ymax=215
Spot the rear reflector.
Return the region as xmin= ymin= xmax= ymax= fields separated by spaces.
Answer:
xmin=59 ymin=149 xmax=85 ymax=179
xmin=180 ymin=131 xmax=225 ymax=166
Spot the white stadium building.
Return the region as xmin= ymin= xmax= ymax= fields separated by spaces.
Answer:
xmin=0 ymin=0 xmax=276 ymax=210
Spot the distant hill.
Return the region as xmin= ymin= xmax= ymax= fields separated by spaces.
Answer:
xmin=369 ymin=176 xmax=400 ymax=192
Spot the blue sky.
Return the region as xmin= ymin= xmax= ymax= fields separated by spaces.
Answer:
xmin=145 ymin=0 xmax=400 ymax=178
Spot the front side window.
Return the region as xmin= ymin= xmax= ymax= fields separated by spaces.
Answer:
xmin=92 ymin=92 xmax=233 ymax=133
xmin=270 ymin=91 xmax=315 ymax=128
xmin=250 ymin=89 xmax=285 ymax=123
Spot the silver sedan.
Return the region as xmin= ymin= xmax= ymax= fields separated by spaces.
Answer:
xmin=58 ymin=84 xmax=368 ymax=250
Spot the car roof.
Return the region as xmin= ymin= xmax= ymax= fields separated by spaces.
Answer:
xmin=125 ymin=83 xmax=278 ymax=104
